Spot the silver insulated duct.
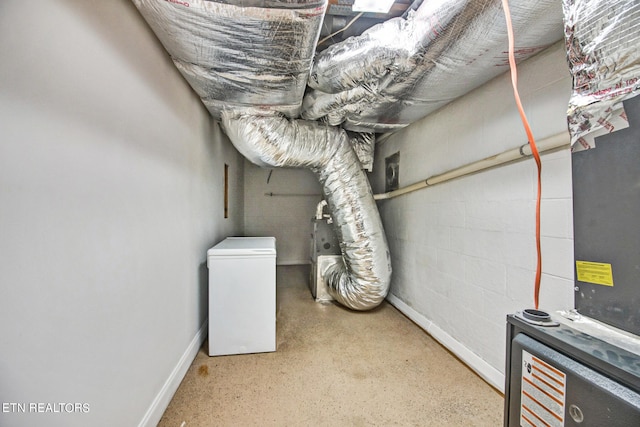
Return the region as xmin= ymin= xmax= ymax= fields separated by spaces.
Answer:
xmin=302 ymin=0 xmax=564 ymax=132
xmin=134 ymin=0 xmax=392 ymax=311
xmin=221 ymin=111 xmax=392 ymax=310
xmin=133 ymin=0 xmax=326 ymax=118
xmin=563 ymin=0 xmax=640 ymax=150
xmin=133 ymin=0 xmax=565 ymax=309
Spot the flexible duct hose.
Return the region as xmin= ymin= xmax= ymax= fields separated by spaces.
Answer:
xmin=221 ymin=110 xmax=392 ymax=310
xmin=302 ymin=0 xmax=563 ymax=132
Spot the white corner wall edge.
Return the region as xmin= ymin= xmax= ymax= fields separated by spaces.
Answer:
xmin=386 ymin=294 xmax=505 ymax=393
xmin=138 ymin=319 xmax=208 ymax=427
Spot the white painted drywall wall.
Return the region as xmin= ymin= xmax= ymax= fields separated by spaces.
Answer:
xmin=244 ymin=161 xmax=323 ymax=265
xmin=0 ymin=1 xmax=243 ymax=426
xmin=374 ymin=42 xmax=575 ymax=389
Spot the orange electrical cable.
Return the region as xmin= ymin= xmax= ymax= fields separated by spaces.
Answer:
xmin=501 ymin=0 xmax=543 ymax=309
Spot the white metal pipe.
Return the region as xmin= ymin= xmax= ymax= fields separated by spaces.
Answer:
xmin=374 ymin=131 xmax=570 ymax=200
xmin=316 ymin=199 xmax=328 ymax=219
xmin=263 ymin=192 xmax=322 ymax=197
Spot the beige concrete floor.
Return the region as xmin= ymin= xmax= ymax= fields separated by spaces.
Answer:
xmin=159 ymin=265 xmax=504 ymax=426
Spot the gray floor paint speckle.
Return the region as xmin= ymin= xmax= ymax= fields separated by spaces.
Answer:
xmin=159 ymin=265 xmax=503 ymax=426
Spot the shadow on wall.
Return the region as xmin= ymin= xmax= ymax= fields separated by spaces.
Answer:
xmin=66 ymin=0 xmax=194 ymax=118
xmin=3 ymin=0 xmax=212 ymax=169
xmin=198 ymin=261 xmax=209 ymax=326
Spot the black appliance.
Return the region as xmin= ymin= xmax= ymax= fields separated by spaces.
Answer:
xmin=505 ymin=95 xmax=640 ymax=426
xmin=504 ymin=311 xmax=640 ymax=426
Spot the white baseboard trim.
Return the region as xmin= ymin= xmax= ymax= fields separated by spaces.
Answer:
xmin=386 ymin=294 xmax=504 ymax=393
xmin=138 ymin=319 xmax=208 ymax=427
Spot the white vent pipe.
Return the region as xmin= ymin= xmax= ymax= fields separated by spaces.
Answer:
xmin=374 ymin=131 xmax=570 ymax=200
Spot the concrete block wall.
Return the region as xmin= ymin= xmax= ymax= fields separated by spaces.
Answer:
xmin=243 ymin=162 xmax=323 ymax=265
xmin=372 ymin=42 xmax=575 ymax=389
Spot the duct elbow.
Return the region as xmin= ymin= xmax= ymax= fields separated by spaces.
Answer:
xmin=221 ymin=112 xmax=392 ymax=310
xmin=324 ymin=251 xmax=391 ymax=311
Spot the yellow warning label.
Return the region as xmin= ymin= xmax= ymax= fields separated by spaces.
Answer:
xmin=576 ymin=261 xmax=614 ymax=286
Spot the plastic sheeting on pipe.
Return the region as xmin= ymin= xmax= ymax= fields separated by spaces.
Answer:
xmin=132 ymin=0 xmax=326 ymax=119
xmin=302 ymin=0 xmax=564 ymax=132
xmin=221 ymin=110 xmax=392 ymax=310
xmin=563 ymin=0 xmax=640 ymax=150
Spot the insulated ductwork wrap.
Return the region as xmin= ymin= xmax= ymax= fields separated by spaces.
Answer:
xmin=347 ymin=131 xmax=375 ymax=172
xmin=133 ymin=0 xmax=326 ymax=118
xmin=134 ymin=0 xmax=390 ymax=311
xmin=562 ymin=0 xmax=640 ymax=150
xmin=134 ymin=0 xmax=563 ymax=310
xmin=302 ymin=0 xmax=564 ymax=132
xmin=221 ymin=111 xmax=392 ymax=310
